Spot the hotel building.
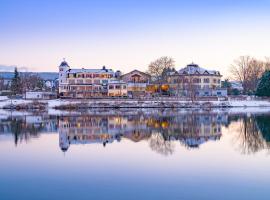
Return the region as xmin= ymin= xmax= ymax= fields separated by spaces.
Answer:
xmin=59 ymin=60 xmax=118 ymax=98
xmin=167 ymin=63 xmax=227 ymax=96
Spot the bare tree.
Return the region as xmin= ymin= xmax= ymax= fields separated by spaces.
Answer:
xmin=149 ymin=132 xmax=174 ymax=156
xmin=230 ymin=56 xmax=264 ymax=94
xmin=264 ymin=57 xmax=270 ymax=71
xmin=233 ymin=116 xmax=266 ymax=154
xmin=148 ymin=56 xmax=175 ymax=80
xmin=248 ymin=59 xmax=264 ymax=92
xmin=21 ymin=73 xmax=44 ymax=97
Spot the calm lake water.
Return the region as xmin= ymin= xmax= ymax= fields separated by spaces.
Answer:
xmin=0 ymin=109 xmax=270 ymax=200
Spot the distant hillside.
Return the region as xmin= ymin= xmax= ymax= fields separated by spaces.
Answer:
xmin=0 ymin=72 xmax=58 ymax=80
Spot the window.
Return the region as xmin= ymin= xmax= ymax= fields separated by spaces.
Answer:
xmin=102 ymin=80 xmax=108 ymax=84
xmin=93 ymin=74 xmax=99 ymax=78
xmin=86 ymin=74 xmax=93 ymax=78
xmin=77 ymin=79 xmax=83 ymax=84
xmin=109 ymin=85 xmax=114 ymax=89
xmin=115 ymin=85 xmax=121 ymax=89
xmin=204 ymin=78 xmax=210 ymax=83
xmin=85 ymin=79 xmax=92 ymax=84
xmin=193 ymin=78 xmax=200 ymax=83
xmin=213 ymin=79 xmax=217 ymax=83
xmin=94 ymin=80 xmax=100 ymax=84
xmin=123 ymin=85 xmax=127 ymax=89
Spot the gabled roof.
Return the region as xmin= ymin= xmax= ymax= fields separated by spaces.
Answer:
xmin=121 ymin=70 xmax=151 ymax=78
xmin=178 ymin=63 xmax=221 ymax=76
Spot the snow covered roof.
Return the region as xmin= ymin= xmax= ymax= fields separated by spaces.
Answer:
xmin=67 ymin=66 xmax=114 ymax=74
xmin=178 ymin=63 xmax=221 ymax=76
xmin=121 ymin=70 xmax=151 ymax=78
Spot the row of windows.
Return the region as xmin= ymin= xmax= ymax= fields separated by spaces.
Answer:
xmin=68 ymin=73 xmax=113 ymax=79
xmin=172 ymin=78 xmax=220 ymax=84
xmin=68 ymin=79 xmax=108 ymax=84
xmin=61 ymin=86 xmax=106 ymax=91
xmin=108 ymin=85 xmax=127 ymax=90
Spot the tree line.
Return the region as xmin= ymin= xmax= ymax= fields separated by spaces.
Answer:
xmin=230 ymin=56 xmax=270 ymax=95
xmin=4 ymin=67 xmax=44 ymax=95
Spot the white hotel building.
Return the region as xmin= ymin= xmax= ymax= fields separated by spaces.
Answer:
xmin=58 ymin=60 xmax=127 ymax=98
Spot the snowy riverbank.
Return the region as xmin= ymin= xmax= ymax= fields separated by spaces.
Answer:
xmin=1 ymin=97 xmax=270 ymax=110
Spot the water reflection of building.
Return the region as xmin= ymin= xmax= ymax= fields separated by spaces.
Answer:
xmin=58 ymin=112 xmax=228 ymax=153
xmin=147 ymin=114 xmax=226 ymax=148
xmin=59 ymin=115 xmax=152 ymax=151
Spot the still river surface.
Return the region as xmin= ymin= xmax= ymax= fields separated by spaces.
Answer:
xmin=0 ymin=108 xmax=270 ymax=200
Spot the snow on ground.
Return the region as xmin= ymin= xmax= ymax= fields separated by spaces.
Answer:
xmin=229 ymin=100 xmax=270 ymax=107
xmin=1 ymin=98 xmax=270 ymax=109
xmin=0 ymin=96 xmax=8 ymax=101
xmin=0 ymin=99 xmax=34 ymax=108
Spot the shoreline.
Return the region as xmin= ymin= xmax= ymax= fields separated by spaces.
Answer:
xmin=1 ymin=107 xmax=270 ymax=117
xmin=1 ymin=98 xmax=270 ymax=110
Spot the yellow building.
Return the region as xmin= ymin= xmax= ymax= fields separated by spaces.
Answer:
xmin=108 ymin=80 xmax=128 ymax=97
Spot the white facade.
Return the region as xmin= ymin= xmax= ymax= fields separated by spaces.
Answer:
xmin=24 ymin=91 xmax=57 ymax=99
xmin=58 ymin=61 xmax=70 ymax=93
xmin=25 ymin=91 xmax=44 ymax=99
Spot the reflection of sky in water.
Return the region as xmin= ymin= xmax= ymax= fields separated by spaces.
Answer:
xmin=0 ymin=111 xmax=270 ymax=200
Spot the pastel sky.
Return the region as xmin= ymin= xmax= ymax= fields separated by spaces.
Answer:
xmin=1 ymin=0 xmax=270 ymax=77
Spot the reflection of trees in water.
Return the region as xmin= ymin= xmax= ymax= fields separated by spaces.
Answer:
xmin=233 ymin=115 xmax=270 ymax=154
xmin=149 ymin=132 xmax=174 ymax=156
xmin=0 ymin=115 xmax=58 ymax=146
xmin=9 ymin=118 xmax=41 ymax=145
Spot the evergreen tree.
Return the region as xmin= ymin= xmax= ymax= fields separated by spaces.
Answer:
xmin=10 ymin=67 xmax=22 ymax=95
xmin=256 ymin=70 xmax=270 ymax=97
xmin=221 ymin=79 xmax=231 ymax=89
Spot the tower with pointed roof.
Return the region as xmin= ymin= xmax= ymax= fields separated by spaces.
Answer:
xmin=59 ymin=59 xmax=70 ymax=84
